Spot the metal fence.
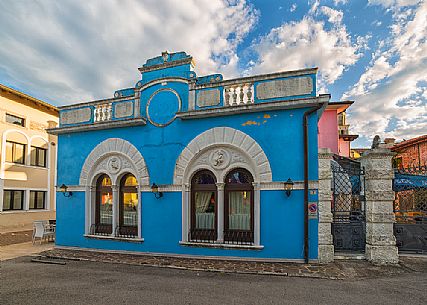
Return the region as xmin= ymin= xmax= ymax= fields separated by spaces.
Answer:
xmin=331 ymin=155 xmax=366 ymax=252
xmin=393 ymin=165 xmax=427 ymax=254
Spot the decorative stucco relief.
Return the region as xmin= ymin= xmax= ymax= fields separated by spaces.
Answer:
xmin=61 ymin=107 xmax=92 ymax=125
xmin=80 ymin=138 xmax=149 ymax=186
xmin=173 ymin=127 xmax=272 ymax=185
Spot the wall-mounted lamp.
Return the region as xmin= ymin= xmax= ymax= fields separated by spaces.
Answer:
xmin=151 ymin=183 xmax=163 ymax=199
xmin=59 ymin=184 xmax=72 ymax=197
xmin=284 ymin=178 xmax=294 ymax=197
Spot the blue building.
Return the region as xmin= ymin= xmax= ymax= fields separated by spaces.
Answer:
xmin=50 ymin=51 xmax=330 ymax=262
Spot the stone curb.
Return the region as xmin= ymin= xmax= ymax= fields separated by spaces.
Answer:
xmin=41 ymin=253 xmax=343 ymax=280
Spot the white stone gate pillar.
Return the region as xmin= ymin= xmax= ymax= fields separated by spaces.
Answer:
xmin=318 ymin=148 xmax=334 ymax=263
xmin=359 ymin=148 xmax=398 ymax=265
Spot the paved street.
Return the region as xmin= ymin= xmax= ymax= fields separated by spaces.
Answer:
xmin=1 ymin=256 xmax=426 ymax=305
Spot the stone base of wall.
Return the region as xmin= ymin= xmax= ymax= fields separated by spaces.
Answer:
xmin=318 ymin=245 xmax=334 ymax=263
xmin=366 ymin=244 xmax=399 ymax=265
xmin=0 ymin=211 xmax=56 ymax=233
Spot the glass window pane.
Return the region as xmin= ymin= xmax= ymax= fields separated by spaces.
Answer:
xmin=14 ymin=143 xmax=25 ymax=164
xmin=124 ymin=175 xmax=137 ymax=186
xmin=101 ymin=176 xmax=111 ymax=186
xmin=29 ymin=191 xmax=36 ymax=209
xmin=228 ymin=191 xmax=251 ymax=230
xmin=30 ymin=147 xmax=37 ymax=166
xmin=226 ymin=170 xmax=253 ymax=184
xmin=3 ymin=191 xmax=11 ymax=210
xmin=6 ymin=113 xmax=25 ymax=126
xmin=194 ymin=191 xmax=215 ymax=229
xmin=194 ymin=173 xmax=216 ymax=185
xmin=37 ymin=192 xmax=45 ymax=209
xmin=99 ymin=191 xmax=112 ymax=224
xmin=123 ymin=192 xmax=138 ymax=226
xmin=5 ymin=142 xmax=13 ymax=162
xmin=13 ymin=191 xmax=23 ymax=210
xmin=38 ymin=149 xmax=46 ymax=167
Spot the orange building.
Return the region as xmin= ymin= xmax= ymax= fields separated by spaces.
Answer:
xmin=391 ymin=135 xmax=427 ymax=168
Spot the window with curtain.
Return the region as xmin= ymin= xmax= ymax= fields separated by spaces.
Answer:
xmin=224 ymin=168 xmax=254 ymax=243
xmin=119 ymin=173 xmax=138 ymax=237
xmin=190 ymin=170 xmax=217 ymax=241
xmin=30 ymin=146 xmax=47 ymax=167
xmin=29 ymin=191 xmax=46 ymax=209
xmin=95 ymin=174 xmax=113 ymax=235
xmin=3 ymin=190 xmax=24 ymax=211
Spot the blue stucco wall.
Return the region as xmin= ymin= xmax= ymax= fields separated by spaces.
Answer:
xmin=56 ymin=105 xmax=319 ymax=260
xmin=56 ymin=53 xmax=321 ymax=260
xmin=56 ymin=189 xmax=318 ymax=260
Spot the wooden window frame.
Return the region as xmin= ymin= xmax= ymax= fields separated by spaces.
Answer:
xmin=3 ymin=190 xmax=24 ymax=211
xmin=224 ymin=168 xmax=254 ymax=243
xmin=29 ymin=191 xmax=46 ymax=209
xmin=30 ymin=146 xmax=47 ymax=168
xmin=95 ymin=174 xmax=112 ymax=234
xmin=118 ymin=173 xmax=138 ymax=237
xmin=5 ymin=140 xmax=26 ymax=164
xmin=6 ymin=113 xmax=25 ymax=127
xmin=190 ymin=169 xmax=218 ymax=242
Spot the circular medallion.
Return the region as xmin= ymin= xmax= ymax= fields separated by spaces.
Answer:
xmin=146 ymin=88 xmax=181 ymax=127
xmin=107 ymin=156 xmax=121 ymax=174
xmin=209 ymin=149 xmax=230 ymax=170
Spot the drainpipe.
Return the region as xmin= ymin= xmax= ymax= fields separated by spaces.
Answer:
xmin=303 ymin=103 xmax=324 ymax=263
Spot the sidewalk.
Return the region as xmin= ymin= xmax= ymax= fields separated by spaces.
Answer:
xmin=40 ymin=248 xmax=427 ymax=280
xmin=0 ymin=230 xmax=54 ymax=261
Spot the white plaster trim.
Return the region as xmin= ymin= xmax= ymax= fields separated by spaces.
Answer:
xmin=146 ymin=88 xmax=181 ymax=127
xmin=137 ymin=77 xmax=189 ymax=93
xmin=179 ymin=241 xmax=264 ymax=250
xmin=79 ymin=138 xmax=149 ymax=186
xmin=173 ymin=127 xmax=272 ymax=185
xmin=84 ymin=234 xmax=144 ymax=243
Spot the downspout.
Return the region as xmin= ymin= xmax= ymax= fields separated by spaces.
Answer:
xmin=303 ymin=103 xmax=324 ymax=263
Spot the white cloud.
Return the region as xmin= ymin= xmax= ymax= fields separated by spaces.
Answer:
xmin=246 ymin=5 xmax=361 ymax=88
xmin=368 ymin=0 xmax=421 ymax=8
xmin=319 ymin=6 xmax=344 ymax=25
xmin=344 ymin=1 xmax=427 ymax=144
xmin=333 ymin=0 xmax=348 ymax=5
xmin=290 ymin=3 xmax=297 ymax=12
xmin=0 ymin=0 xmax=258 ymax=105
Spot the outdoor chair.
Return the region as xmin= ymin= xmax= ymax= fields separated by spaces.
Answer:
xmin=32 ymin=220 xmax=55 ymax=244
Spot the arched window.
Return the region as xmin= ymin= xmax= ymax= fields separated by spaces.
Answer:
xmin=224 ymin=168 xmax=254 ymax=244
xmin=119 ymin=173 xmax=138 ymax=237
xmin=95 ymin=174 xmax=112 ymax=235
xmin=190 ymin=170 xmax=217 ymax=242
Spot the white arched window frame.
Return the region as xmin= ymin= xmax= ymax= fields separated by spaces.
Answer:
xmin=174 ymin=127 xmax=272 ymax=247
xmin=80 ymin=138 xmax=149 ymax=240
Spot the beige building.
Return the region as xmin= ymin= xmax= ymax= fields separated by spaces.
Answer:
xmin=0 ymin=84 xmax=58 ymax=232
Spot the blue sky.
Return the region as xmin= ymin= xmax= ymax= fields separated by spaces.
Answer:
xmin=0 ymin=0 xmax=426 ymax=147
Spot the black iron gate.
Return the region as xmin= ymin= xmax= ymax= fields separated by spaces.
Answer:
xmin=331 ymin=156 xmax=365 ymax=252
xmin=393 ymin=166 xmax=427 ymax=254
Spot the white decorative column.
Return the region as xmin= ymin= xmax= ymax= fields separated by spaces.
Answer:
xmin=216 ymin=182 xmax=225 ymax=243
xmin=317 ymin=148 xmax=334 ymax=263
xmin=182 ymin=183 xmax=190 ymax=242
xmin=112 ymin=184 xmax=119 ymax=237
xmin=253 ymin=182 xmax=261 ymax=246
xmin=360 ymin=148 xmax=399 ymax=265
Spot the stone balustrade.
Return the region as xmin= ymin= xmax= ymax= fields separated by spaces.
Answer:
xmin=224 ymin=83 xmax=254 ymax=106
xmin=94 ymin=102 xmax=112 ymax=122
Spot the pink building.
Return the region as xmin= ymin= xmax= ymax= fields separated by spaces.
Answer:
xmin=318 ymin=101 xmax=358 ymax=157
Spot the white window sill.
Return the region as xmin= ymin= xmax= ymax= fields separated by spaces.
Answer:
xmin=0 ymin=209 xmax=50 ymax=214
xmin=4 ymin=162 xmax=48 ymax=170
xmin=84 ymin=234 xmax=144 ymax=243
xmin=179 ymin=241 xmax=264 ymax=250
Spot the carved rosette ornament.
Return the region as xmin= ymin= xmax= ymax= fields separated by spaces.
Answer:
xmin=107 ymin=156 xmax=122 ymax=174
xmin=209 ymin=149 xmax=230 ymax=170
